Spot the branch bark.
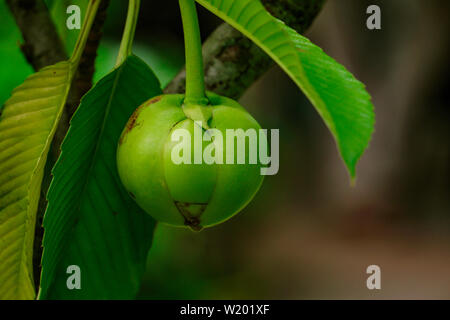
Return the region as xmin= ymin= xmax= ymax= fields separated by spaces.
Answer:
xmin=165 ymin=0 xmax=326 ymax=99
xmin=6 ymin=0 xmax=67 ymax=70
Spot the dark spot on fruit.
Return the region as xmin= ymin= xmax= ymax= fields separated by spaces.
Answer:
xmin=129 ymin=192 xmax=136 ymax=199
xmin=175 ymin=201 xmax=207 ymax=232
xmin=184 ymin=217 xmax=203 ymax=232
xmin=119 ymin=97 xmax=163 ymax=145
xmin=119 ymin=108 xmax=144 ymax=145
xmin=119 ymin=133 xmax=125 ymax=146
xmin=127 ymin=112 xmax=139 ymax=131
xmin=148 ymin=96 xmax=162 ymax=105
xmin=112 ymin=211 xmax=118 ymax=216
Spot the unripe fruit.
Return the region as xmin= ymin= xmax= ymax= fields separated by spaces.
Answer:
xmin=117 ymin=93 xmax=265 ymax=230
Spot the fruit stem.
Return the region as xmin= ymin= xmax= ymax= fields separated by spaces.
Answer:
xmin=179 ymin=0 xmax=208 ymax=106
xmin=71 ymin=0 xmax=102 ymax=65
xmin=115 ymin=0 xmax=141 ymax=67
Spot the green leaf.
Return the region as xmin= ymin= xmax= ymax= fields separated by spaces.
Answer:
xmin=0 ymin=61 xmax=75 ymax=300
xmin=39 ymin=55 xmax=161 ymax=300
xmin=195 ymin=0 xmax=375 ymax=178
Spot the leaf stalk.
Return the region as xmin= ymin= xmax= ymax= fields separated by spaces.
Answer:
xmin=116 ymin=0 xmax=141 ymax=67
xmin=71 ymin=0 xmax=102 ymax=65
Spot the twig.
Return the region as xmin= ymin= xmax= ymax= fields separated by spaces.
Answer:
xmin=165 ymin=0 xmax=326 ymax=99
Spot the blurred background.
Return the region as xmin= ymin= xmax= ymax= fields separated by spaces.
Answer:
xmin=1 ymin=0 xmax=449 ymax=299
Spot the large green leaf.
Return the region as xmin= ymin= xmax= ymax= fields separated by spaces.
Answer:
xmin=0 ymin=61 xmax=75 ymax=300
xmin=195 ymin=0 xmax=375 ymax=178
xmin=39 ymin=55 xmax=161 ymax=299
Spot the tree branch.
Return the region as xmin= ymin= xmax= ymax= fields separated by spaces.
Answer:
xmin=6 ymin=0 xmax=67 ymax=70
xmin=165 ymin=0 xmax=326 ymax=99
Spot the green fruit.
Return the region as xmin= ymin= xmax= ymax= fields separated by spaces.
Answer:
xmin=117 ymin=92 xmax=265 ymax=230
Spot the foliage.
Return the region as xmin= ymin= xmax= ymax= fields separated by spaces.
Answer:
xmin=39 ymin=56 xmax=160 ymax=299
xmin=0 ymin=60 xmax=74 ymax=299
xmin=195 ymin=0 xmax=374 ymax=178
